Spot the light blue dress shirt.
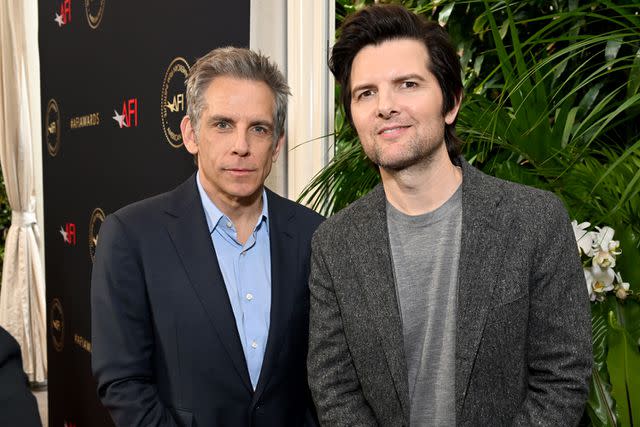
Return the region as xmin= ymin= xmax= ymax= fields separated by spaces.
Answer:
xmin=196 ymin=173 xmax=271 ymax=389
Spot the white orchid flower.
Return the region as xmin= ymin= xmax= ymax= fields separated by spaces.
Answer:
xmin=593 ymin=226 xmax=616 ymax=252
xmin=588 ymin=264 xmax=615 ymax=301
xmin=572 ymin=220 xmax=594 ymax=256
xmin=608 ymin=239 xmax=622 ymax=256
xmin=574 ymin=220 xmax=628 ymax=302
xmin=593 ymin=249 xmax=616 ymax=269
xmin=584 ymin=268 xmax=595 ymax=301
xmin=614 ymin=272 xmax=630 ymax=300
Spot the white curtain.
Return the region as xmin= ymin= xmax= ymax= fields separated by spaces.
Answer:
xmin=0 ymin=1 xmax=47 ymax=383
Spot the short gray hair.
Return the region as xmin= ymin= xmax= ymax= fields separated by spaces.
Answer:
xmin=185 ymin=47 xmax=290 ymax=142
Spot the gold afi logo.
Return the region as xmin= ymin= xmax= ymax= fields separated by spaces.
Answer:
xmin=50 ymin=298 xmax=65 ymax=352
xmin=85 ymin=0 xmax=105 ymax=29
xmin=89 ymin=208 xmax=105 ymax=263
xmin=46 ymin=99 xmax=61 ymax=157
xmin=161 ymin=57 xmax=189 ymax=148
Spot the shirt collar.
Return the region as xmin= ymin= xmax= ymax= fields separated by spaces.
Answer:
xmin=195 ymin=171 xmax=269 ymax=234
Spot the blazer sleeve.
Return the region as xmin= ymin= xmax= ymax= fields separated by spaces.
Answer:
xmin=307 ymin=232 xmax=377 ymax=426
xmin=91 ymin=214 xmax=179 ymax=427
xmin=513 ymin=197 xmax=592 ymax=426
xmin=0 ymin=327 xmax=42 ymax=427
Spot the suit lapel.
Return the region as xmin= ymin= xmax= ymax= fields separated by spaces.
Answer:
xmin=351 ymin=185 xmax=410 ymax=422
xmin=253 ymin=190 xmax=297 ymax=398
xmin=455 ymin=160 xmax=506 ymax=417
xmin=164 ymin=175 xmax=253 ymax=393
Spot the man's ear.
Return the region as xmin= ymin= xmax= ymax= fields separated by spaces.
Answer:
xmin=271 ymin=133 xmax=285 ymax=162
xmin=181 ymin=116 xmax=199 ymax=155
xmin=444 ymin=91 xmax=463 ymax=125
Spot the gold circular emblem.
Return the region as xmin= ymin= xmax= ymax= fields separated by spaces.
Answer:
xmin=50 ymin=298 xmax=65 ymax=352
xmin=45 ymin=99 xmax=61 ymax=157
xmin=89 ymin=208 xmax=105 ymax=263
xmin=85 ymin=0 xmax=106 ymax=29
xmin=161 ymin=57 xmax=190 ymax=148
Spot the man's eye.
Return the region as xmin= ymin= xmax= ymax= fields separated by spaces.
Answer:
xmin=357 ymin=90 xmax=374 ymax=100
xmin=402 ymin=81 xmax=418 ymax=88
xmin=215 ymin=121 xmax=230 ymax=129
xmin=253 ymin=126 xmax=270 ymax=135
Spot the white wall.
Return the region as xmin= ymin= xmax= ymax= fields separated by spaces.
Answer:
xmin=251 ymin=0 xmax=334 ymax=201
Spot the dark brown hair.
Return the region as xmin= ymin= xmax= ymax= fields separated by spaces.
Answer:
xmin=330 ymin=4 xmax=463 ymax=161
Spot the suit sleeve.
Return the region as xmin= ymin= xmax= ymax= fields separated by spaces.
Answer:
xmin=307 ymin=232 xmax=377 ymax=426
xmin=513 ymin=197 xmax=592 ymax=426
xmin=91 ymin=215 xmax=179 ymax=427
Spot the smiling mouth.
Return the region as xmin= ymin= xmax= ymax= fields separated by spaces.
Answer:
xmin=378 ymin=125 xmax=410 ymax=135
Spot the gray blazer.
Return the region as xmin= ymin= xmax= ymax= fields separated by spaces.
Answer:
xmin=307 ymin=159 xmax=592 ymax=426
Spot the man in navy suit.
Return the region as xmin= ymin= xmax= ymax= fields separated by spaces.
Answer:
xmin=0 ymin=326 xmax=42 ymax=427
xmin=91 ymin=47 xmax=323 ymax=427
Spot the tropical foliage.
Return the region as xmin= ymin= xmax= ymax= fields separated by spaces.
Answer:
xmin=299 ymin=0 xmax=640 ymax=425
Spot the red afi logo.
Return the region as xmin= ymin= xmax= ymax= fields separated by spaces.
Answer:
xmin=113 ymin=98 xmax=139 ymax=128
xmin=55 ymin=0 xmax=71 ymax=27
xmin=60 ymin=223 xmax=76 ymax=246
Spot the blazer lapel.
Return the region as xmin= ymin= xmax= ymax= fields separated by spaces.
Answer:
xmin=253 ymin=190 xmax=297 ymax=398
xmin=350 ymin=185 xmax=410 ymax=422
xmin=164 ymin=175 xmax=253 ymax=393
xmin=455 ymin=160 xmax=506 ymax=417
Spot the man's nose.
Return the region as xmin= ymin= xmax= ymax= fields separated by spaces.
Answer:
xmin=232 ymin=132 xmax=250 ymax=156
xmin=376 ymin=89 xmax=398 ymax=119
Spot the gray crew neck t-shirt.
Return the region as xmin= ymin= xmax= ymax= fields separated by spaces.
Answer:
xmin=386 ymin=186 xmax=462 ymax=426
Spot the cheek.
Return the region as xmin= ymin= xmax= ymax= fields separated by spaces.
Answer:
xmin=351 ymin=110 xmax=371 ymax=136
xmin=257 ymin=146 xmax=276 ymax=167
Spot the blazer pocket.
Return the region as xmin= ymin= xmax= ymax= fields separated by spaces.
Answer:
xmin=491 ymin=278 xmax=527 ymax=307
xmin=169 ymin=408 xmax=193 ymax=427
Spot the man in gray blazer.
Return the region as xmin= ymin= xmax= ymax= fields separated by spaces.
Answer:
xmin=307 ymin=4 xmax=592 ymax=426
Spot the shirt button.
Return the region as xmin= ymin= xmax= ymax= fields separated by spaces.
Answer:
xmin=251 ymin=341 xmax=258 ymax=349
xmin=226 ymin=221 xmax=232 ymax=228
xmin=246 ymin=293 xmax=254 ymax=301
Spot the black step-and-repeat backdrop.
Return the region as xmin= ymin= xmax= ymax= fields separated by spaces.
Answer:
xmin=40 ymin=1 xmax=249 ymax=425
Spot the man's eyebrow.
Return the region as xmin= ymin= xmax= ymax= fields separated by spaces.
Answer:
xmin=351 ymin=74 xmax=427 ymax=96
xmin=250 ymin=120 xmax=274 ymax=129
xmin=351 ymin=83 xmax=375 ymax=96
xmin=392 ymin=73 xmax=426 ymax=84
xmin=207 ymin=115 xmax=235 ymax=125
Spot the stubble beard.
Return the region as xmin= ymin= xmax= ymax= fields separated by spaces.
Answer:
xmin=366 ymin=128 xmax=445 ymax=172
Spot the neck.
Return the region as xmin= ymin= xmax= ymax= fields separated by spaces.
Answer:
xmin=204 ymin=185 xmax=264 ymax=245
xmin=381 ymin=149 xmax=461 ymax=216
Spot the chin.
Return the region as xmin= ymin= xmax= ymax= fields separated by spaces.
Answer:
xmin=229 ymin=187 xmax=262 ymax=199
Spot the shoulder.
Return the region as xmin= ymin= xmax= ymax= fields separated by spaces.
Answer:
xmin=109 ymin=176 xmax=195 ymax=224
xmin=462 ymin=164 xmax=574 ymax=262
xmin=0 ymin=327 xmax=19 ymax=365
xmin=313 ymin=184 xmax=384 ymax=243
xmin=266 ymin=188 xmax=325 ymax=229
xmin=463 ymin=161 xmax=568 ymax=223
xmin=96 ymin=176 xmax=198 ymax=249
xmin=0 ymin=328 xmax=40 ymax=427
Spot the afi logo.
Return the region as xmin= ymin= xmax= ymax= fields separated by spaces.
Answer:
xmin=59 ymin=223 xmax=76 ymax=246
xmin=165 ymin=93 xmax=185 ymax=113
xmin=55 ymin=0 xmax=71 ymax=27
xmin=112 ymin=98 xmax=139 ymax=128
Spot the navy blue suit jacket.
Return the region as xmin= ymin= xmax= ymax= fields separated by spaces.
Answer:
xmin=91 ymin=175 xmax=323 ymax=426
xmin=0 ymin=326 xmax=42 ymax=427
